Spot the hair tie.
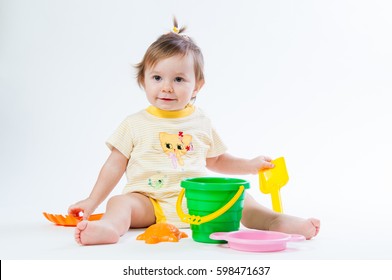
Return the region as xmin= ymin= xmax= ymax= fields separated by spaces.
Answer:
xmin=172 ymin=26 xmax=179 ymax=34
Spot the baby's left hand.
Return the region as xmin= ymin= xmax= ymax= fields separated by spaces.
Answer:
xmin=249 ymin=156 xmax=275 ymax=174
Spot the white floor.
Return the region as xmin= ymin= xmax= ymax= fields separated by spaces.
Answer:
xmin=1 ymin=208 xmax=391 ymax=260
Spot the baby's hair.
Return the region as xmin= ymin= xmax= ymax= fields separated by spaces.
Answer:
xmin=135 ymin=17 xmax=204 ymax=88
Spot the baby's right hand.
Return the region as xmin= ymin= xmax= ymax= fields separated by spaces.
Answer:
xmin=68 ymin=197 xmax=97 ymax=220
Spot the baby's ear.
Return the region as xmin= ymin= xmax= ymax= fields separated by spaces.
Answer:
xmin=193 ymin=79 xmax=205 ymax=96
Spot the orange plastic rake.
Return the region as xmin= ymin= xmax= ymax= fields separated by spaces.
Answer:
xmin=43 ymin=212 xmax=103 ymax=226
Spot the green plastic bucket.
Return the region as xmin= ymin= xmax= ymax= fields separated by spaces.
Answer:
xmin=176 ymin=177 xmax=250 ymax=243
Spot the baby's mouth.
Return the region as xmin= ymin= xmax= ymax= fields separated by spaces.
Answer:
xmin=159 ymin=98 xmax=176 ymax=102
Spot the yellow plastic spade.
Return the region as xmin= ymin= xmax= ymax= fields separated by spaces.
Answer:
xmin=259 ymin=157 xmax=289 ymax=213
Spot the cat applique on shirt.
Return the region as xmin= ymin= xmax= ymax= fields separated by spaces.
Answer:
xmin=159 ymin=131 xmax=194 ymax=169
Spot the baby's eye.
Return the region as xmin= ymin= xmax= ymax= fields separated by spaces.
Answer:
xmin=174 ymin=77 xmax=184 ymax=82
xmin=153 ymin=75 xmax=162 ymax=81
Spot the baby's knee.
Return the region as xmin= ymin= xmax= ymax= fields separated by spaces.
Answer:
xmin=107 ymin=194 xmax=130 ymax=205
xmin=243 ymin=193 xmax=258 ymax=209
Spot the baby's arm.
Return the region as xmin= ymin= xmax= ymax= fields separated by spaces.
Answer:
xmin=68 ymin=148 xmax=128 ymax=219
xmin=206 ymin=153 xmax=274 ymax=175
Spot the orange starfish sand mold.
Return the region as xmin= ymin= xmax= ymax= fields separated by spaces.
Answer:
xmin=136 ymin=223 xmax=188 ymax=244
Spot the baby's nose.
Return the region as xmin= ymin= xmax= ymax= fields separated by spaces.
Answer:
xmin=162 ymin=81 xmax=174 ymax=93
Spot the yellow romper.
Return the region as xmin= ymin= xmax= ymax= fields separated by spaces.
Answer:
xmin=106 ymin=105 xmax=227 ymax=228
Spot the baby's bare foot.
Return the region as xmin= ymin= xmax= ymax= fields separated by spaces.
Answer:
xmin=74 ymin=220 xmax=120 ymax=245
xmin=269 ymin=215 xmax=320 ymax=240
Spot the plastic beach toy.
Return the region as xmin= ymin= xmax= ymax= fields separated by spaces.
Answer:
xmin=176 ymin=177 xmax=249 ymax=243
xmin=43 ymin=212 xmax=103 ymax=226
xmin=210 ymin=230 xmax=305 ymax=252
xmin=259 ymin=157 xmax=289 ymax=213
xmin=136 ymin=223 xmax=188 ymax=244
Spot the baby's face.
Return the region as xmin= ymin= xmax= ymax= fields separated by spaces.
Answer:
xmin=143 ymin=54 xmax=202 ymax=111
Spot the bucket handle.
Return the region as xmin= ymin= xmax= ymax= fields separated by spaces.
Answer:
xmin=176 ymin=185 xmax=245 ymax=225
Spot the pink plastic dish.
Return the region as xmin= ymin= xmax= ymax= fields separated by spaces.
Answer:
xmin=209 ymin=230 xmax=305 ymax=252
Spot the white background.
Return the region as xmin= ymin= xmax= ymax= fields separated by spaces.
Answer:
xmin=1 ymin=0 xmax=392 ymax=261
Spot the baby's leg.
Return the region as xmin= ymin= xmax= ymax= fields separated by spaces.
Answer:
xmin=74 ymin=193 xmax=155 ymax=245
xmin=241 ymin=194 xmax=320 ymax=240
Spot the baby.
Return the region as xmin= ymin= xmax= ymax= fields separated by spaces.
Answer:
xmin=69 ymin=19 xmax=320 ymax=245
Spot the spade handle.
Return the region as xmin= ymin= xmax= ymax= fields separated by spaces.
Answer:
xmin=271 ymin=189 xmax=283 ymax=213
